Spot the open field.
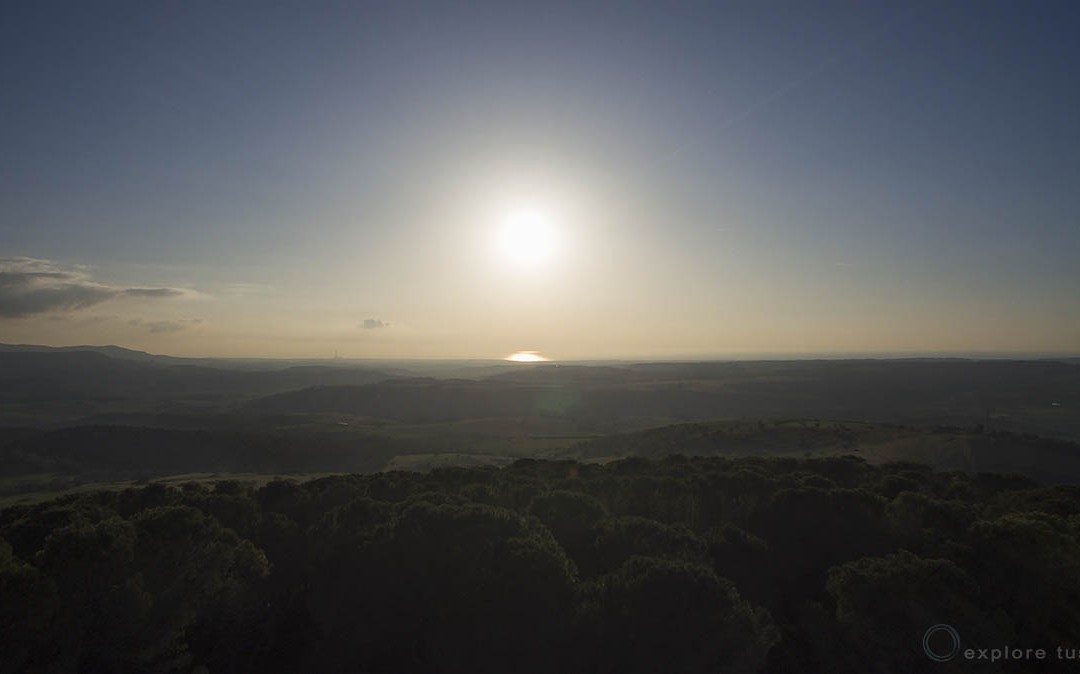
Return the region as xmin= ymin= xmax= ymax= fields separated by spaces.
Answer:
xmin=0 ymin=471 xmax=346 ymax=508
xmin=4 ymin=418 xmax=1079 ymax=505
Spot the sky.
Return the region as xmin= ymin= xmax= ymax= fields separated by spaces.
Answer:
xmin=2 ymin=1 xmax=1078 ymax=360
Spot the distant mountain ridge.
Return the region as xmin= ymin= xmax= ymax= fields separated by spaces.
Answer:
xmin=0 ymin=346 xmax=395 ymax=423
xmin=0 ymin=342 xmax=188 ymax=364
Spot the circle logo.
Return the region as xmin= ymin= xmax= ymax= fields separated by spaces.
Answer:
xmin=923 ymin=624 xmax=961 ymax=662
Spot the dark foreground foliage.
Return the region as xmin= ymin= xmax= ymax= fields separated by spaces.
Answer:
xmin=3 ymin=456 xmax=1080 ymax=673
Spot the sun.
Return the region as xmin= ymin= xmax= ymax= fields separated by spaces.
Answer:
xmin=499 ymin=210 xmax=555 ymax=265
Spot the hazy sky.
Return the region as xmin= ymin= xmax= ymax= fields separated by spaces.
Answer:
xmin=2 ymin=1 xmax=1078 ymax=359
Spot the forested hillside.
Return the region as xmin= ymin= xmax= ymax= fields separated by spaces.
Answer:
xmin=3 ymin=456 xmax=1079 ymax=673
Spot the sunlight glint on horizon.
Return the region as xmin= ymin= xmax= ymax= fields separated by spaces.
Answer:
xmin=505 ymin=351 xmax=550 ymax=362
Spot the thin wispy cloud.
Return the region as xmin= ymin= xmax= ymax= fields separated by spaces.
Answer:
xmin=0 ymin=257 xmax=187 ymax=318
xmin=45 ymin=313 xmax=120 ymax=326
xmin=124 ymin=287 xmax=185 ymax=298
xmin=128 ymin=318 xmax=204 ymax=334
xmin=215 ymin=282 xmax=272 ymax=297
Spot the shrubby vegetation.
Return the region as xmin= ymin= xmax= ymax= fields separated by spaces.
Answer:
xmin=3 ymin=455 xmax=1079 ymax=673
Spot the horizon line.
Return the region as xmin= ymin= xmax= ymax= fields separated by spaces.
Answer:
xmin=2 ymin=342 xmax=1078 ymax=363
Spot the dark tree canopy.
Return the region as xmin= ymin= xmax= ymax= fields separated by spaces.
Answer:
xmin=2 ymin=455 xmax=1079 ymax=673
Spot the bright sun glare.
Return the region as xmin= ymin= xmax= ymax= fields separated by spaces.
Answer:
xmin=506 ymin=351 xmax=550 ymax=363
xmin=499 ymin=210 xmax=555 ymax=265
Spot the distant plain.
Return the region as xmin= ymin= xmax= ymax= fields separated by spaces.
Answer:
xmin=2 ymin=344 xmax=1077 ymax=504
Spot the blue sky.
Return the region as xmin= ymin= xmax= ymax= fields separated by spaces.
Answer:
xmin=2 ymin=1 xmax=1078 ymax=358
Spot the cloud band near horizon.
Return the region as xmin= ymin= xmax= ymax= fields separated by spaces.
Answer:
xmin=0 ymin=257 xmax=186 ymax=318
